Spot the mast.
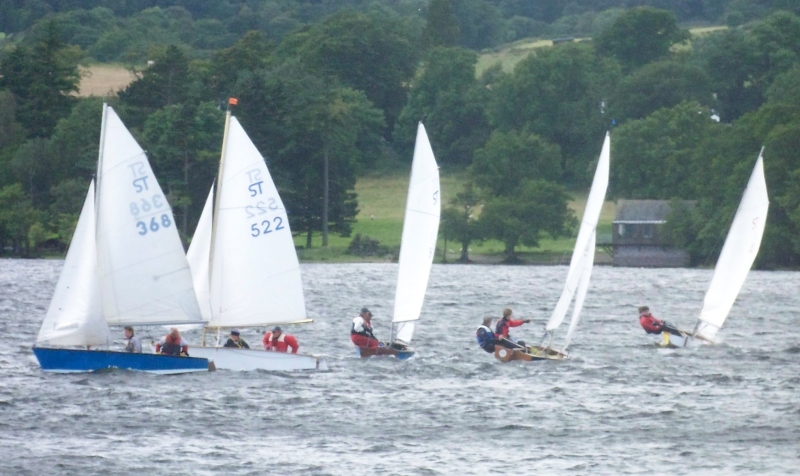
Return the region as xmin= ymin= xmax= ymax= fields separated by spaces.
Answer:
xmin=94 ymin=103 xmax=109 ymax=244
xmin=208 ymin=98 xmax=236 ymax=323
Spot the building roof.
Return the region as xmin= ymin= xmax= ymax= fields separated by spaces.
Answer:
xmin=613 ymin=200 xmax=695 ymax=224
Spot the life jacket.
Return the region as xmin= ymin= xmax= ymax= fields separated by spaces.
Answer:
xmin=160 ymin=335 xmax=183 ymax=355
xmin=475 ymin=325 xmax=496 ymax=353
xmin=496 ymin=316 xmax=524 ymax=338
xmin=351 ymin=316 xmax=375 ymax=338
xmin=640 ymin=314 xmax=664 ymax=334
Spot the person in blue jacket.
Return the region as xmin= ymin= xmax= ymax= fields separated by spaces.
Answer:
xmin=475 ymin=317 xmax=497 ymax=353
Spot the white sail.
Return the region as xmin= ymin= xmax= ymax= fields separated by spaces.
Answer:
xmin=546 ymin=132 xmax=609 ymax=332
xmin=562 ymin=230 xmax=595 ymax=350
xmin=95 ymin=105 xmax=203 ymax=326
xmin=695 ymin=152 xmax=769 ymax=341
xmin=392 ymin=122 xmax=441 ymax=344
xmin=187 ymin=185 xmax=214 ymax=322
xmin=208 ymin=116 xmax=306 ymax=328
xmin=37 ymin=180 xmax=111 ymax=347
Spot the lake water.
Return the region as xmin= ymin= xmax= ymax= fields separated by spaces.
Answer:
xmin=1 ymin=259 xmax=799 ymax=475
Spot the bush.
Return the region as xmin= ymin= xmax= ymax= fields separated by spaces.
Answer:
xmin=345 ymin=233 xmax=390 ymax=257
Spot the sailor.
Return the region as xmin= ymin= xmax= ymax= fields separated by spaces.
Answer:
xmin=123 ymin=326 xmax=142 ymax=353
xmin=223 ymin=328 xmax=250 ymax=349
xmin=638 ymin=306 xmax=682 ymax=335
xmin=155 ymin=328 xmax=189 ymax=356
xmin=495 ymin=308 xmax=530 ymax=349
xmin=475 ymin=317 xmax=497 ymax=353
xmin=262 ymin=326 xmax=299 ymax=353
xmin=350 ymin=307 xmax=379 ymax=348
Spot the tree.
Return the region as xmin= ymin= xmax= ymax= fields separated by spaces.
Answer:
xmin=207 ymin=31 xmax=274 ymax=102
xmin=452 ymin=0 xmax=504 ymax=50
xmin=280 ymin=10 xmax=419 ymax=135
xmin=594 ymin=7 xmax=689 ymax=71
xmin=691 ymin=29 xmax=763 ymax=122
xmin=142 ymin=101 xmax=224 ymax=239
xmin=235 ymin=62 xmax=385 ymax=248
xmin=611 ymin=101 xmax=724 ymax=200
xmin=0 ymin=183 xmax=38 ymax=256
xmin=478 ymin=180 xmax=573 ymax=262
xmin=488 ymin=43 xmax=619 ymax=184
xmin=470 ymin=130 xmax=561 ymax=195
xmin=118 ymin=45 xmax=193 ymax=127
xmin=610 ymin=60 xmax=712 ymax=122
xmin=0 ymin=21 xmax=81 ymax=138
xmin=441 ymin=182 xmax=482 ymax=262
xmin=422 ymin=0 xmax=460 ymax=49
xmin=395 ymin=47 xmax=491 ymax=165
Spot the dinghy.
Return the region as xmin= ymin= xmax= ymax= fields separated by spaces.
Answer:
xmin=658 ymin=151 xmax=768 ymax=348
xmin=187 ymin=101 xmax=327 ymax=371
xmin=495 ymin=132 xmax=609 ymax=363
xmin=33 ymin=104 xmax=211 ymax=374
xmin=356 ymin=121 xmax=440 ymax=360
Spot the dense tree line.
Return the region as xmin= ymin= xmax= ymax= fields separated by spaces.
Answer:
xmin=1 ymin=5 xmax=800 ymax=268
xmin=2 ymin=0 xmax=799 ymax=60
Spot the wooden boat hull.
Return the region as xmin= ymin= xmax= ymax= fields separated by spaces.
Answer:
xmin=189 ymin=346 xmax=328 ymax=371
xmin=356 ymin=346 xmax=415 ymax=360
xmin=33 ymin=347 xmax=211 ymax=374
xmin=494 ymin=345 xmax=567 ymax=362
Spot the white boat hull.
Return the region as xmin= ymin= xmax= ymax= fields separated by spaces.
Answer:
xmin=189 ymin=346 xmax=328 ymax=371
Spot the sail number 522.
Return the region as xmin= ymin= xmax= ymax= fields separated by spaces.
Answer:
xmin=251 ymin=217 xmax=284 ymax=237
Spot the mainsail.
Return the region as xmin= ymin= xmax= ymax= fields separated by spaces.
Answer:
xmin=545 ymin=132 xmax=609 ymax=345
xmin=37 ymin=180 xmax=111 ymax=347
xmin=694 ymin=152 xmax=769 ymax=341
xmin=207 ymin=115 xmax=307 ymax=328
xmin=95 ymin=105 xmax=203 ymax=326
xmin=392 ymin=122 xmax=441 ymax=344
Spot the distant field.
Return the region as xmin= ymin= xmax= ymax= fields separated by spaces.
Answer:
xmin=476 ymin=25 xmax=728 ymax=77
xmin=295 ymin=171 xmax=616 ymax=264
xmin=77 ymin=64 xmax=136 ymax=97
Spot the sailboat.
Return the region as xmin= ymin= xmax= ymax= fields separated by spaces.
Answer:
xmin=658 ymin=150 xmax=768 ymax=348
xmin=356 ymin=121 xmax=441 ymax=360
xmin=495 ymin=132 xmax=610 ymax=363
xmin=186 ymin=102 xmax=327 ymax=371
xmin=33 ymin=104 xmax=211 ymax=374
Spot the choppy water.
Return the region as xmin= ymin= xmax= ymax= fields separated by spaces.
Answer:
xmin=1 ymin=259 xmax=799 ymax=475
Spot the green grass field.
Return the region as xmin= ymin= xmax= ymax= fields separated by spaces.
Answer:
xmin=295 ymin=171 xmax=616 ymax=264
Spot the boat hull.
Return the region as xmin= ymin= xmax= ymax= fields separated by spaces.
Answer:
xmin=494 ymin=345 xmax=567 ymax=362
xmin=356 ymin=346 xmax=415 ymax=360
xmin=189 ymin=346 xmax=328 ymax=371
xmin=33 ymin=347 xmax=211 ymax=374
xmin=654 ymin=331 xmax=710 ymax=348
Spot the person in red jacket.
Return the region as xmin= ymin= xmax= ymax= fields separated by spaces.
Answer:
xmin=155 ymin=328 xmax=189 ymax=356
xmin=262 ymin=326 xmax=299 ymax=353
xmin=350 ymin=307 xmax=380 ymax=348
xmin=495 ymin=308 xmax=531 ymax=349
xmin=639 ymin=306 xmax=682 ymax=335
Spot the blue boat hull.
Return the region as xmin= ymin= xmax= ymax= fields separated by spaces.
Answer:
xmin=33 ymin=347 xmax=210 ymax=374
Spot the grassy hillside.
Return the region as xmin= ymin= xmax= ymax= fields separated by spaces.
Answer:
xmin=476 ymin=25 xmax=728 ymax=77
xmin=77 ymin=64 xmax=136 ymax=97
xmin=295 ymin=171 xmax=615 ymax=264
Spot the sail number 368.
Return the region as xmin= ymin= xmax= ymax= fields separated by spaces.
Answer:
xmin=136 ymin=215 xmax=172 ymax=235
